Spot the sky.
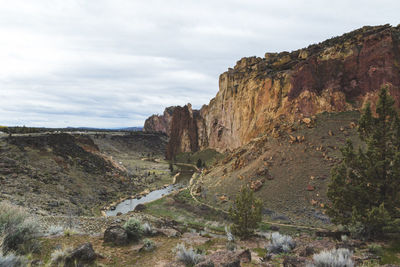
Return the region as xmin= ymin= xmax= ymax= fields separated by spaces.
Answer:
xmin=0 ymin=0 xmax=399 ymax=128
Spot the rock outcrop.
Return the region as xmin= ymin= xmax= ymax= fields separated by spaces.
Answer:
xmin=144 ymin=106 xmax=176 ymax=136
xmin=165 ymin=24 xmax=400 ymax=158
xmin=166 ymin=104 xmax=203 ymax=159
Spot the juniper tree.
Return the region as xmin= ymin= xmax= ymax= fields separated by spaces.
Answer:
xmin=327 ymin=87 xmax=400 ymax=238
xmin=229 ymin=186 xmax=262 ymax=238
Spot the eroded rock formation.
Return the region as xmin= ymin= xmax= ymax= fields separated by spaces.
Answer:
xmin=144 ymin=106 xmax=176 ymax=136
xmin=162 ymin=24 xmax=400 ymax=158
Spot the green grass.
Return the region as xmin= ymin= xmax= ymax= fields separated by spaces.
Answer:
xmin=175 ymin=149 xmax=224 ymax=167
xmin=195 ymin=238 xmax=221 ymax=254
xmin=143 ymin=190 xmax=226 ymax=234
xmin=252 ymin=247 xmax=267 ymax=257
xmin=381 ymin=240 xmax=400 ymax=265
xmin=258 ymin=222 xmax=270 ymax=232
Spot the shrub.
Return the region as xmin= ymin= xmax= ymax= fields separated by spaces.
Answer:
xmin=0 ymin=252 xmax=27 ymax=267
xmin=224 ymin=226 xmax=235 ymax=242
xmin=0 ymin=202 xmax=28 ymax=235
xmin=63 ymin=228 xmax=80 ymax=237
xmin=175 ymin=243 xmax=204 ymax=266
xmin=142 ymin=239 xmax=156 ymax=252
xmin=123 ymin=218 xmax=143 ymax=241
xmin=46 ymin=225 xmax=64 ymax=236
xmin=1 ymin=219 xmax=41 ymax=255
xmin=367 ymin=243 xmax=383 ymax=255
xmin=311 ymin=248 xmax=354 ymax=267
xmin=229 ymin=186 xmax=262 ymax=239
xmin=267 ymin=232 xmax=296 ymax=254
xmin=0 ymin=202 xmax=41 ymax=255
xmin=50 ymin=246 xmax=73 ymax=266
xmin=142 ymin=222 xmax=154 ymax=236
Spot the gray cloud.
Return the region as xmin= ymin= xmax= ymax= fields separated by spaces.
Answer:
xmin=0 ymin=0 xmax=399 ymax=127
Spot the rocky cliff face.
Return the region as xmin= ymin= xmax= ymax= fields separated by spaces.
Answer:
xmin=144 ymin=106 xmax=176 ymax=136
xmin=164 ymin=24 xmax=400 ymax=158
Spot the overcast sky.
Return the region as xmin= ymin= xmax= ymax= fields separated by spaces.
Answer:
xmin=0 ymin=0 xmax=399 ymax=128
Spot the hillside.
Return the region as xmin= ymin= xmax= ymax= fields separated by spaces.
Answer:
xmin=0 ymin=132 xmax=169 ymax=216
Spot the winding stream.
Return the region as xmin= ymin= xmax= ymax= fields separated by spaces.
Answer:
xmin=106 ymin=164 xmax=196 ymax=216
xmin=106 ymin=184 xmax=183 ymax=216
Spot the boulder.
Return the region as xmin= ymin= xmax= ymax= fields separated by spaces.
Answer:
xmin=104 ymin=225 xmax=128 ymax=245
xmin=64 ymin=243 xmax=97 ymax=267
xmin=134 ymin=203 xmax=146 ymax=212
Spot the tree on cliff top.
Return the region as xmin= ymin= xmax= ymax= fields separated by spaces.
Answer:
xmin=229 ymin=186 xmax=262 ymax=239
xmin=327 ymin=87 xmax=400 ymax=238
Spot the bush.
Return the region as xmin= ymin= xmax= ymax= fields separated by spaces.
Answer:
xmin=0 ymin=202 xmax=28 ymax=235
xmin=175 ymin=243 xmax=204 ymax=266
xmin=229 ymin=186 xmax=262 ymax=239
xmin=142 ymin=239 xmax=156 ymax=252
xmin=267 ymin=232 xmax=296 ymax=254
xmin=224 ymin=226 xmax=235 ymax=242
xmin=46 ymin=225 xmax=64 ymax=236
xmin=142 ymin=222 xmax=155 ymax=236
xmin=0 ymin=202 xmax=41 ymax=255
xmin=367 ymin=243 xmax=383 ymax=255
xmin=1 ymin=219 xmax=41 ymax=255
xmin=311 ymin=248 xmax=354 ymax=267
xmin=50 ymin=246 xmax=73 ymax=266
xmin=0 ymin=252 xmax=27 ymax=267
xmin=123 ymin=218 xmax=143 ymax=241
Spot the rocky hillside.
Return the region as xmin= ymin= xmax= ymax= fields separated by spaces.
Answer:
xmin=0 ymin=132 xmax=169 ymax=216
xmin=162 ymin=24 xmax=400 ymax=158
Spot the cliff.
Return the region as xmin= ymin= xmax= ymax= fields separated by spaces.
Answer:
xmin=143 ymin=106 xmax=176 ymax=136
xmin=163 ymin=24 xmax=400 ymax=158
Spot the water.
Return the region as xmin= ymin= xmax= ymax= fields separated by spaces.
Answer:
xmin=106 ymin=184 xmax=182 ymax=216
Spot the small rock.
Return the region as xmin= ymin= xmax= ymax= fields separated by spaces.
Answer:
xmin=64 ymin=243 xmax=97 ymax=267
xmin=307 ymin=185 xmax=315 ymax=191
xmin=134 ymin=204 xmax=146 ymax=212
xmin=299 ymin=245 xmax=315 ymax=257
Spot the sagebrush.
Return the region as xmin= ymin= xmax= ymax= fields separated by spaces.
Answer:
xmin=0 ymin=252 xmax=27 ymax=267
xmin=123 ymin=217 xmax=143 ymax=241
xmin=310 ymin=248 xmax=354 ymax=267
xmin=267 ymin=232 xmax=296 ymax=254
xmin=0 ymin=202 xmax=41 ymax=255
xmin=175 ymin=243 xmax=204 ymax=266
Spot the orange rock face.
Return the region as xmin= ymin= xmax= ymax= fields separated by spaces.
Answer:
xmin=163 ymin=25 xmax=400 ymax=158
xmin=144 ymin=106 xmax=176 ymax=136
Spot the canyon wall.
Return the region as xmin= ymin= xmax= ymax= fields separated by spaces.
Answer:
xmin=144 ymin=106 xmax=175 ymax=136
xmin=162 ymin=25 xmax=400 ymax=158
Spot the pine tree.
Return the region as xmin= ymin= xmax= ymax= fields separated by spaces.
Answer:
xmin=229 ymin=186 xmax=262 ymax=239
xmin=327 ymin=87 xmax=400 ymax=238
xmin=196 ymin=159 xmax=203 ymax=169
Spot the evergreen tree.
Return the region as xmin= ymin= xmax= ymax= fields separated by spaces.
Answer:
xmin=196 ymin=158 xmax=203 ymax=168
xmin=229 ymin=186 xmax=262 ymax=239
xmin=327 ymin=87 xmax=400 ymax=238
